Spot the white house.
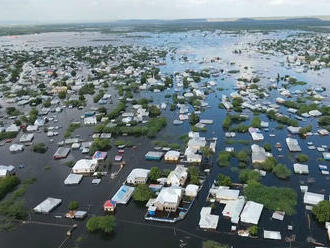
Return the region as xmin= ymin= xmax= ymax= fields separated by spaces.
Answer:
xmin=153 ymin=186 xmax=183 ymax=212
xmin=185 ymin=184 xmax=199 ymax=197
xmin=126 ymin=168 xmax=150 ymax=185
xmin=167 ymin=165 xmax=188 ymax=186
xmin=164 ymin=150 xmax=180 ymax=162
xmin=199 ymin=207 xmax=219 ymax=230
xmin=72 ymin=159 xmax=98 ymax=174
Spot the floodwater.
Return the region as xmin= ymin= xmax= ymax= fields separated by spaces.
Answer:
xmin=0 ymin=30 xmax=329 ymax=248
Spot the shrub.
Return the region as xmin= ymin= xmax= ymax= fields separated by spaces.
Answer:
xmin=263 ymin=143 xmax=272 ymax=152
xmin=148 ymin=105 xmax=161 ymax=117
xmin=248 ymin=225 xmax=258 ymax=236
xmin=86 ymin=216 xmax=116 ymax=234
xmin=251 ymin=117 xmax=261 ymax=128
xmin=203 ymin=240 xmax=230 ymax=248
xmin=189 ymin=113 xmax=200 ymax=126
xmin=222 ymin=116 xmax=232 ymax=129
xmin=0 ymin=176 xmax=20 ymax=200
xmin=255 ymin=157 xmax=277 ymax=171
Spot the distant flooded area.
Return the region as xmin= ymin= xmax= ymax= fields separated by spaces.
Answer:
xmin=0 ymin=28 xmax=329 ymax=248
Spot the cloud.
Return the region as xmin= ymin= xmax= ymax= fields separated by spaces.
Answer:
xmin=0 ymin=0 xmax=329 ymax=23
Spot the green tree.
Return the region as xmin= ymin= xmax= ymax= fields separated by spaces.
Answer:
xmin=248 ymin=225 xmax=258 ymax=236
xmin=222 ymin=116 xmax=232 ymax=129
xmin=188 ymin=166 xmax=200 ymax=185
xmin=312 ymin=201 xmax=330 ymax=223
xmin=217 ymin=174 xmax=232 ymax=186
xmin=149 ymin=167 xmax=162 ymax=182
xmin=148 ymin=105 xmax=161 ymax=117
xmin=251 ymin=117 xmax=261 ymax=128
xmin=273 ymin=164 xmax=291 ymax=179
xmin=296 ymin=154 xmax=309 ymax=163
xmin=190 ymin=112 xmax=200 ymax=126
xmin=32 ymin=143 xmax=48 ymax=153
xmin=86 ymin=216 xmax=116 ymax=234
xmin=68 ymin=201 xmax=79 ymax=210
xmin=201 ymin=146 xmax=214 ymax=158
xmin=239 ymin=169 xmax=261 ymax=184
xmin=133 ymin=184 xmax=154 ymax=202
xmin=203 ymin=240 xmax=230 ymax=248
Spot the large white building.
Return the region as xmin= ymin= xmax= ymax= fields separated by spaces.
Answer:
xmin=153 ymin=186 xmax=183 ymax=212
xmin=167 ymin=165 xmax=188 ymax=186
xmin=126 ymin=168 xmax=150 ymax=185
xmin=72 ymin=159 xmax=98 ymax=174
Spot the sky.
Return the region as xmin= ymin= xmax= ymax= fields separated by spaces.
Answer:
xmin=0 ymin=0 xmax=330 ymax=24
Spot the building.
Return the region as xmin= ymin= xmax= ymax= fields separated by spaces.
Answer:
xmin=251 ymin=144 xmax=267 ymax=164
xmin=167 ymin=165 xmax=188 ymax=186
xmin=153 ymin=186 xmax=183 ymax=212
xmin=53 ymin=147 xmax=70 ymax=159
xmin=293 ymin=163 xmax=309 ymax=174
xmin=126 ymin=168 xmax=150 ymax=185
xmin=185 ymin=184 xmax=199 ymax=197
xmin=286 ymin=138 xmax=301 ymax=152
xmin=303 ymin=192 xmax=324 ymax=205
xmin=249 ymin=127 xmax=264 ymax=141
xmin=164 ymin=150 xmax=180 ymax=162
xmin=199 ymin=207 xmax=219 ymax=230
xmin=33 ymin=197 xmax=62 ymax=214
xmin=145 ymin=151 xmax=164 ymax=160
xmin=222 ymin=196 xmax=245 ymax=224
xmin=240 ymin=201 xmax=263 ymax=225
xmin=215 ymin=188 xmax=240 ymax=203
xmin=64 ymin=173 xmax=83 ymax=185
xmin=104 ymin=200 xmax=116 ymax=213
xmin=19 ymin=133 xmax=34 ymax=143
xmin=72 ymin=159 xmax=98 ymax=174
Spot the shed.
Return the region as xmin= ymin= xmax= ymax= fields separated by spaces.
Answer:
xmin=33 ymin=197 xmax=62 ymax=214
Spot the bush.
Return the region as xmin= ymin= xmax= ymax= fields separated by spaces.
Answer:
xmin=217 ymin=174 xmax=232 ymax=186
xmin=133 ymin=184 xmax=154 ymax=202
xmin=234 ymin=150 xmax=249 ymax=163
xmin=222 ymin=116 xmax=232 ymax=129
xmin=273 ymin=164 xmax=291 ymax=179
xmin=239 ymin=169 xmax=260 ymax=184
xmin=312 ymin=201 xmax=330 ymax=223
xmin=217 ymin=151 xmax=231 ymax=167
xmin=86 ymin=216 xmax=116 ymax=234
xmin=296 ymin=154 xmax=309 ymax=163
xmin=32 ymin=143 xmax=48 ymax=153
xmin=244 ymin=181 xmax=297 ymax=215
xmin=148 ymin=105 xmax=161 ymax=117
xmin=68 ymin=201 xmax=79 ymax=210
xmin=251 ymin=117 xmax=261 ymax=128
xmin=189 ymin=113 xmax=200 ymax=126
xmin=0 ymin=132 xmax=18 ymax=141
xmin=248 ymin=225 xmax=258 ymax=236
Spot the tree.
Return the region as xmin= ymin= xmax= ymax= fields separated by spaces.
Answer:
xmin=189 ymin=112 xmax=200 ymax=126
xmin=86 ymin=216 xmax=116 ymax=234
xmin=217 ymin=151 xmax=231 ymax=167
xmin=58 ymin=91 xmax=67 ymax=99
xmin=312 ymin=201 xmax=330 ymax=223
xmin=273 ymin=164 xmax=291 ymax=179
xmin=255 ymin=157 xmax=277 ymax=171
xmin=133 ymin=184 xmax=154 ymax=202
xmin=222 ymin=116 xmax=232 ymax=129
xmin=32 ymin=143 xmax=48 ymax=153
xmin=251 ymin=117 xmax=261 ymax=128
xmin=263 ymin=143 xmax=272 ymax=152
xmin=201 ymin=146 xmax=214 ymax=158
xmin=89 ymin=139 xmax=111 ymax=155
xmin=217 ymin=174 xmax=232 ymax=186
xmin=149 ymin=167 xmax=162 ymax=182
xmin=248 ymin=225 xmax=258 ymax=236
xmin=188 ymin=166 xmax=200 ymax=185
xmin=239 ymin=169 xmax=260 ymax=184
xmin=148 ymin=105 xmax=161 ymax=117
xmin=68 ymin=201 xmax=79 ymax=210
xmin=234 ymin=150 xmax=249 ymax=163
xmin=296 ymin=154 xmax=309 ymax=163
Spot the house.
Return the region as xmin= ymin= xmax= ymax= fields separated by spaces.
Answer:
xmin=222 ymin=196 xmax=245 ymax=224
xmin=286 ymin=138 xmax=301 ymax=152
xmin=84 ymin=116 xmax=97 ymax=125
xmin=240 ymin=201 xmax=263 ymax=225
xmin=167 ymin=165 xmax=188 ymax=186
xmin=53 ymin=147 xmax=70 ymax=159
xmin=72 ymin=159 xmax=98 ymax=174
xmin=185 ymin=184 xmax=199 ymax=197
xmin=126 ymin=168 xmax=150 ymax=185
xmin=164 ymin=150 xmax=180 ymax=162
xmin=303 ymin=192 xmax=324 ymax=205
xmin=92 ymin=151 xmax=107 ymax=165
xmin=0 ymin=165 xmax=16 ymax=175
xmin=199 ymin=207 xmax=219 ymax=230
xmin=6 ymin=124 xmax=20 ymax=133
xmin=19 ymin=133 xmax=34 ymax=143
xmin=293 ymin=163 xmax=309 ymax=174
xmin=215 ymin=188 xmax=240 ymax=203
xmin=251 ymin=144 xmax=267 ymax=164
xmin=249 ymin=127 xmax=264 ymax=141
xmin=104 ymin=200 xmax=116 ymax=213
xmin=33 ymin=197 xmax=62 ymax=214
xmin=145 ymin=151 xmax=164 ymax=160
xmin=153 ymin=186 xmax=183 ymax=212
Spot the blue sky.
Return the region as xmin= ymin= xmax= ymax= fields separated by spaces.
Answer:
xmin=0 ymin=0 xmax=329 ymax=23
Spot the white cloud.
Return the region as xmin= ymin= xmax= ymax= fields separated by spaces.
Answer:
xmin=0 ymin=0 xmax=329 ymax=23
